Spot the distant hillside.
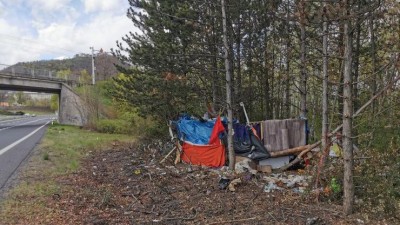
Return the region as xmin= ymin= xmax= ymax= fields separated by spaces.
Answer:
xmin=6 ymin=53 xmax=121 ymax=82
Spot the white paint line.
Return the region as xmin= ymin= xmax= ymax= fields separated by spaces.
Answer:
xmin=0 ymin=117 xmax=25 ymax=124
xmin=0 ymin=121 xmax=51 ymax=156
xmin=0 ymin=118 xmax=48 ymax=132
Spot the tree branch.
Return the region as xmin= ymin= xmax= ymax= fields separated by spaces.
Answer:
xmin=279 ymin=72 xmax=400 ymax=171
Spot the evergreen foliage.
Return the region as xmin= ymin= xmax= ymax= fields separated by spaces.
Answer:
xmin=113 ymin=0 xmax=399 ymax=127
xmin=112 ymin=0 xmax=224 ymax=121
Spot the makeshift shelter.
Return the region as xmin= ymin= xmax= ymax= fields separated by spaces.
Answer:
xmin=171 ymin=115 xmax=226 ymax=167
xmin=170 ymin=114 xmax=271 ymax=167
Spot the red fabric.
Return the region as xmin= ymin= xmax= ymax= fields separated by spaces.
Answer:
xmin=208 ymin=116 xmax=225 ymax=145
xmin=251 ymin=126 xmax=260 ymax=139
xmin=181 ymin=142 xmax=226 ymax=167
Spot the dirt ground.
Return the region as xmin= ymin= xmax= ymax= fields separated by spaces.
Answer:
xmin=3 ymin=141 xmax=390 ymax=225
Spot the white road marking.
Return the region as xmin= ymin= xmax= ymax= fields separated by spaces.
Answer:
xmin=0 ymin=121 xmax=50 ymax=156
xmin=0 ymin=118 xmax=25 ymax=124
xmin=0 ymin=118 xmax=48 ymax=132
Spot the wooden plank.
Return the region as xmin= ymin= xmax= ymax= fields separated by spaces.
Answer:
xmin=286 ymin=119 xmax=306 ymax=148
xmin=257 ymin=165 xmax=272 ymax=173
xmin=269 ymin=145 xmax=310 ymax=157
xmin=263 ymin=119 xmax=306 ymax=152
xmin=281 ymin=128 xmax=289 ymax=150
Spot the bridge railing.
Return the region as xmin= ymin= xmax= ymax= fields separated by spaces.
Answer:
xmin=0 ymin=64 xmax=80 ymax=87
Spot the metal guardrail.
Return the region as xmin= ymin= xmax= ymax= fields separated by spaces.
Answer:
xmin=0 ymin=63 xmax=79 ymax=86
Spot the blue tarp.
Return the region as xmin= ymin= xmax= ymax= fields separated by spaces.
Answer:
xmin=233 ymin=123 xmax=262 ymax=142
xmin=176 ymin=117 xmax=216 ymax=145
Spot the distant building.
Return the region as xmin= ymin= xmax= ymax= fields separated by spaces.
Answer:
xmin=0 ymin=102 xmax=9 ymax=107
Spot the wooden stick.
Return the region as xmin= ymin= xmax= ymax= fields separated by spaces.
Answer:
xmin=174 ymin=141 xmax=182 ymax=165
xmin=278 ymin=141 xmax=322 ymax=171
xmin=207 ymin=217 xmax=257 ymax=225
xmin=269 ymin=145 xmax=311 ymax=158
xmin=160 ymin=147 xmax=176 ymax=164
xmin=268 ymin=212 xmax=278 ymax=222
xmin=352 ymin=74 xmax=400 ymax=120
xmin=164 ymin=211 xmax=197 ymax=221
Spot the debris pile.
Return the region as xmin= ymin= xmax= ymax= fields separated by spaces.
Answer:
xmin=263 ymin=174 xmax=311 ymax=193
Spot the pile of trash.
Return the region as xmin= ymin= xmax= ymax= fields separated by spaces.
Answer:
xmin=207 ymin=162 xmax=312 ymax=194
xmin=262 ymin=173 xmax=312 ymax=193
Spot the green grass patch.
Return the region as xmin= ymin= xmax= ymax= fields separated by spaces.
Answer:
xmin=42 ymin=152 xmax=49 ymax=160
xmin=96 ymin=118 xmax=130 ymax=134
xmin=39 ymin=123 xmax=133 ymax=175
xmin=0 ymin=109 xmax=15 ymax=115
xmin=0 ymin=124 xmax=134 ymax=223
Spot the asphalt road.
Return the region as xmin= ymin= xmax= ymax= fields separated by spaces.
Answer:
xmin=0 ymin=115 xmax=54 ymax=190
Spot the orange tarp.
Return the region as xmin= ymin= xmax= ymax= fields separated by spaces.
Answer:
xmin=208 ymin=115 xmax=225 ymax=145
xmin=181 ymin=142 xmax=226 ymax=167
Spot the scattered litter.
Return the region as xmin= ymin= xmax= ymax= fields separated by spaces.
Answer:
xmin=218 ymin=177 xmax=230 ymax=190
xmin=306 ymin=217 xmax=323 ymax=225
xmin=286 ymin=175 xmax=307 ymax=188
xmin=235 ymin=158 xmax=257 ymax=175
xmin=329 ymin=143 xmax=342 ymax=157
xmin=356 ymin=219 xmax=365 ymax=224
xmin=257 ymin=165 xmax=272 ymax=174
xmin=264 ymin=181 xmax=283 ymax=193
xmin=242 ymin=172 xmax=254 ymax=181
xmin=228 ymin=178 xmax=241 ymax=192
xmin=263 ymin=173 xmax=311 ymax=193
xmin=259 ymin=156 xmax=290 ymax=169
xmin=292 ymin=187 xmax=306 ymax=194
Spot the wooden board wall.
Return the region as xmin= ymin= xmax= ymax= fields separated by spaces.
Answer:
xmin=262 ymin=119 xmax=306 ymax=152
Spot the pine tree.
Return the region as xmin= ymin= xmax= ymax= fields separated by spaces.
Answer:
xmin=112 ymin=0 xmax=206 ymax=120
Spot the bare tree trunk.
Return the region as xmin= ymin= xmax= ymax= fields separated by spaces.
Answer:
xmin=369 ymin=14 xmax=377 ymax=113
xmin=299 ymin=0 xmax=307 ymax=119
xmin=342 ymin=0 xmax=354 ymax=215
xmin=264 ymin=38 xmax=272 ymax=119
xmin=337 ymin=21 xmax=345 ymax=119
xmin=284 ymin=0 xmax=291 ymax=118
xmin=221 ymin=0 xmax=235 ymax=170
xmin=210 ymin=3 xmax=220 ymax=108
xmin=352 ymin=0 xmax=362 ymax=145
xmin=353 ymin=16 xmax=361 ymax=112
xmin=235 ymin=3 xmax=242 ymax=106
xmin=321 ymin=4 xmax=329 ymax=151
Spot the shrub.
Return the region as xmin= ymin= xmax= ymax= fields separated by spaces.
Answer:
xmin=96 ymin=119 xmax=129 ymax=134
xmin=43 ymin=152 xmax=50 ymax=161
xmin=95 ymin=115 xmax=167 ymax=137
xmin=0 ymin=110 xmax=14 ymax=115
xmin=354 ymin=135 xmax=400 ymax=218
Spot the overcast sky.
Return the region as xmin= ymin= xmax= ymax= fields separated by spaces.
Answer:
xmin=0 ymin=0 xmax=135 ymax=65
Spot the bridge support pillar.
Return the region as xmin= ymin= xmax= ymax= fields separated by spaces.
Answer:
xmin=59 ymin=85 xmax=88 ymax=126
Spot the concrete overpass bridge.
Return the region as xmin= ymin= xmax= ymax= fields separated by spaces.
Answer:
xmin=0 ymin=64 xmax=88 ymax=126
